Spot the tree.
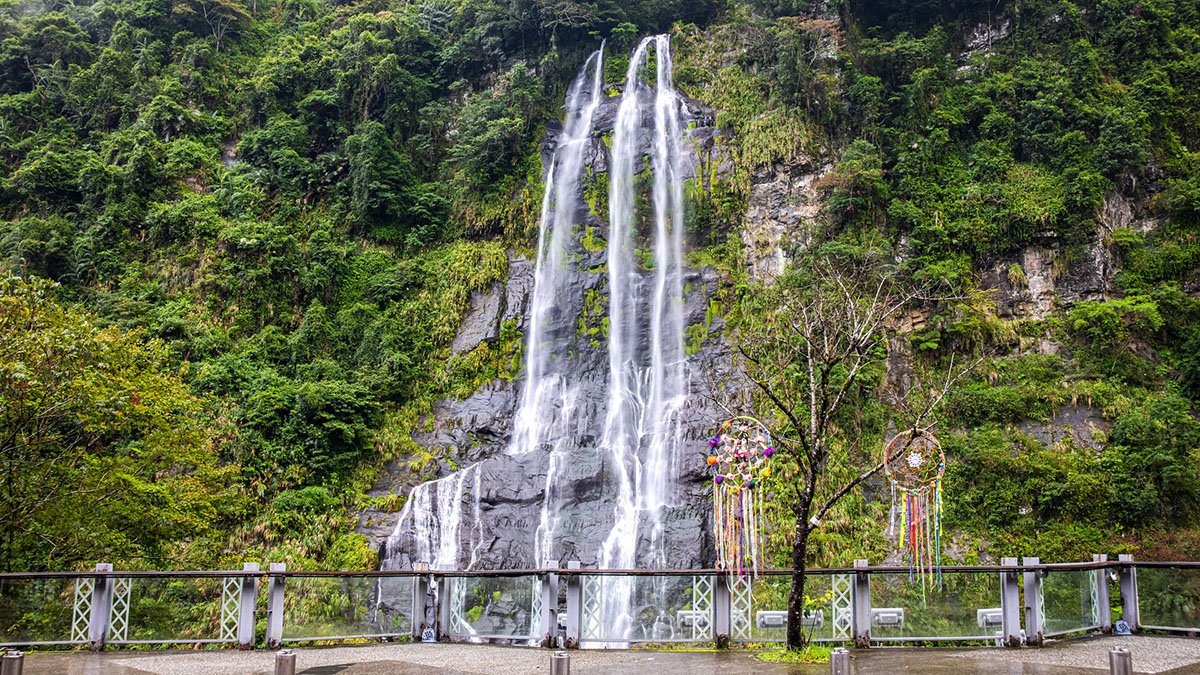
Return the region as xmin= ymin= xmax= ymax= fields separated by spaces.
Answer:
xmin=732 ymin=246 xmax=972 ymax=650
xmin=0 ymin=275 xmax=237 ymax=570
xmin=172 ymin=0 xmax=252 ymax=52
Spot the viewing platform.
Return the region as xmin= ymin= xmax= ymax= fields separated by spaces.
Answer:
xmin=9 ymin=636 xmax=1200 ymax=674
xmin=1 ymin=558 xmax=1197 ymax=653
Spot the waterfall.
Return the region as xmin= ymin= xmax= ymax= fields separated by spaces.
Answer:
xmin=383 ymin=463 xmax=480 ymax=570
xmin=380 ymin=39 xmax=692 ymax=627
xmin=510 ymin=46 xmax=606 ymax=566
xmin=598 ymin=33 xmax=689 ymax=640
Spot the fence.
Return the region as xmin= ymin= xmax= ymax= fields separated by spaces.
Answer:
xmin=1 ymin=557 xmax=1197 ymax=650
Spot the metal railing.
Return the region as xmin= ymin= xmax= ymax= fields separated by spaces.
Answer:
xmin=2 ymin=557 xmax=1197 ymax=650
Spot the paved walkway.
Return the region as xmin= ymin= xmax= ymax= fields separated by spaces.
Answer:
xmin=12 ymin=636 xmax=1200 ymax=674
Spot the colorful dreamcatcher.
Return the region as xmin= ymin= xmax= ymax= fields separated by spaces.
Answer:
xmin=884 ymin=428 xmax=945 ymax=589
xmin=706 ymin=416 xmax=775 ymax=580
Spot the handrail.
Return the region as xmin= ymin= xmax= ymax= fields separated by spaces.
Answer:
xmin=1 ymin=559 xmax=1197 ymax=579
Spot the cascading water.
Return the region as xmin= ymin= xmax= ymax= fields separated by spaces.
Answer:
xmin=382 ymin=463 xmax=481 ymax=570
xmin=381 ymin=48 xmax=607 ymax=572
xmin=597 ymin=33 xmax=689 ymax=641
xmin=514 ymin=46 xmax=606 ymax=566
xmin=381 ymin=38 xmax=693 ymax=640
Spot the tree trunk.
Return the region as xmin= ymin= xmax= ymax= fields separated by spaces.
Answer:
xmin=785 ymin=522 xmax=811 ymax=650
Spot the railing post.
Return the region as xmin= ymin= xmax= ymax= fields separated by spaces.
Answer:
xmin=1117 ymin=554 xmax=1138 ymax=631
xmin=88 ymin=563 xmax=113 ymax=651
xmin=238 ymin=563 xmax=260 ymax=649
xmin=712 ymin=573 xmax=731 ymax=648
xmin=1093 ymin=554 xmax=1112 ymax=633
xmin=1022 ymin=556 xmax=1044 ymax=646
xmin=436 ymin=571 xmax=452 ymax=640
xmin=540 ymin=561 xmax=559 ymax=648
xmin=564 ymin=561 xmax=582 ymax=649
xmin=851 ymin=559 xmax=870 ymax=648
xmin=411 ymin=565 xmax=431 ymax=641
xmin=265 ymin=563 xmax=286 ymax=649
xmin=1000 ymin=557 xmax=1022 ymax=647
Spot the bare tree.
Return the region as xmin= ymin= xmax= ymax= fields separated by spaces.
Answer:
xmin=731 ymin=249 xmax=976 ymax=650
xmin=172 ymin=0 xmax=252 ymax=53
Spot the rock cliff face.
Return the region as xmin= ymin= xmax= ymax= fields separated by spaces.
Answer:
xmin=744 ymin=156 xmax=833 ymax=281
xmin=359 ymin=86 xmax=736 ymax=571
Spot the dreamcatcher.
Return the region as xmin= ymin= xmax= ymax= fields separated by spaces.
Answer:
xmin=706 ymin=416 xmax=775 ymax=580
xmin=884 ymin=428 xmax=945 ymax=589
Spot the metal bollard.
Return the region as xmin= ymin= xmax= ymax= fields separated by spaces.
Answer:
xmin=275 ymin=648 xmax=297 ymax=675
xmin=1 ymin=651 xmax=24 ymax=675
xmin=550 ymin=650 xmax=570 ymax=675
xmin=830 ymin=647 xmax=851 ymax=675
xmin=1109 ymin=646 xmax=1133 ymax=675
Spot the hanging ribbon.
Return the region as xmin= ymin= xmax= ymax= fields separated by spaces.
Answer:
xmin=884 ymin=428 xmax=945 ymax=591
xmin=706 ymin=416 xmax=774 ymax=582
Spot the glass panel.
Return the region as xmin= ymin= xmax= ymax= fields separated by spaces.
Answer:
xmin=448 ymin=575 xmax=540 ymax=640
xmin=870 ymin=571 xmax=1001 ymax=640
xmin=0 ymin=577 xmax=77 ymax=643
xmin=1042 ymin=569 xmax=1098 ymax=635
xmin=118 ymin=576 xmax=226 ymax=642
xmin=580 ymin=575 xmax=712 ymax=643
xmin=735 ymin=574 xmax=845 ymax=642
xmin=1137 ymin=567 xmax=1200 ymax=630
xmin=283 ymin=575 xmax=414 ymax=640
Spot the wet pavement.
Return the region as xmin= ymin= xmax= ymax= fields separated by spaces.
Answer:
xmin=11 ymin=636 xmax=1200 ymax=674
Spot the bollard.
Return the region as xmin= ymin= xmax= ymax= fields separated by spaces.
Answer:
xmin=1 ymin=651 xmax=24 ymax=675
xmin=1109 ymin=646 xmax=1133 ymax=675
xmin=550 ymin=650 xmax=570 ymax=675
xmin=830 ymin=647 xmax=850 ymax=675
xmin=274 ymin=648 xmax=296 ymax=675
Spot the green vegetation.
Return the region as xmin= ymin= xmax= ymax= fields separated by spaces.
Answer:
xmin=0 ymin=0 xmax=1196 ymax=584
xmin=0 ymin=275 xmax=238 ymax=570
xmin=670 ymin=0 xmax=1200 ymax=572
xmin=757 ymin=643 xmax=833 ymax=663
xmin=0 ymin=0 xmax=728 ymax=570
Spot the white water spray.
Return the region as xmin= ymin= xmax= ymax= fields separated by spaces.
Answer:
xmin=509 ymin=46 xmax=607 ymax=566
xmin=383 ymin=463 xmax=480 ymax=570
xmin=598 ymin=33 xmax=689 ymax=640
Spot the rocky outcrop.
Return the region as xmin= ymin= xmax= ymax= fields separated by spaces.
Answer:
xmin=1018 ymin=404 xmax=1109 ymax=453
xmin=744 ymin=156 xmax=833 ymax=281
xmin=451 ymin=284 xmax=503 ymax=354
xmin=983 ymin=189 xmax=1164 ymax=322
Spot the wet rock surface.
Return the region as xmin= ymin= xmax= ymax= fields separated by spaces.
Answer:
xmin=373 ymin=264 xmax=730 ymax=571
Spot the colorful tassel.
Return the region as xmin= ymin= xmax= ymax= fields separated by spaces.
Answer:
xmin=707 ymin=416 xmax=774 ymax=582
xmin=884 ymin=429 xmax=945 ymax=589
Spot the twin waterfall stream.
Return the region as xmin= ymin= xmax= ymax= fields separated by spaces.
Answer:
xmin=382 ymin=36 xmax=694 ymax=643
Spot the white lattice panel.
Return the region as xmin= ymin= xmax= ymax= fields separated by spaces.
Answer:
xmin=449 ymin=577 xmax=469 ymax=634
xmin=109 ymin=578 xmax=131 ymax=642
xmin=832 ymin=574 xmax=852 ymax=639
xmin=690 ymin=576 xmax=713 ymax=640
xmin=1089 ymin=571 xmax=1100 ymax=626
xmin=581 ymin=576 xmax=602 ymax=640
xmin=71 ymin=578 xmax=94 ymax=642
xmin=220 ymin=577 xmax=240 ymax=641
xmin=730 ymin=576 xmax=752 ymax=640
xmin=529 ymin=577 xmax=543 ymax=637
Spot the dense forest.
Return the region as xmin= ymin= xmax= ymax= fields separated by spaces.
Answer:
xmin=0 ymin=0 xmax=1198 ymax=573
